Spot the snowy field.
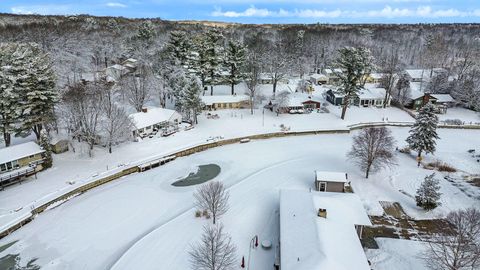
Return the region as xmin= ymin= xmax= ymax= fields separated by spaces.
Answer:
xmin=0 ymin=128 xmax=479 ymax=269
xmin=365 ymin=238 xmax=428 ymax=270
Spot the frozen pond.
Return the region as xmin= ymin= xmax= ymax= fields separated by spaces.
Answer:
xmin=0 ymin=128 xmax=479 ymax=270
xmin=171 ymin=164 xmax=221 ymax=186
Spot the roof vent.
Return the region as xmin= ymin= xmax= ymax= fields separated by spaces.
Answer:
xmin=318 ymin=208 xmax=327 ymax=218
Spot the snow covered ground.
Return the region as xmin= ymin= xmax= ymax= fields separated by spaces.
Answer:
xmin=439 ymin=107 xmax=480 ymax=124
xmin=365 ymin=238 xmax=428 ymax=270
xmin=0 ymin=128 xmax=478 ymax=269
xmin=0 ymin=99 xmax=413 ymax=228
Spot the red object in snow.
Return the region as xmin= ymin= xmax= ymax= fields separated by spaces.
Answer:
xmin=241 ymin=256 xmax=245 ymax=268
xmin=255 ymin=235 xmax=259 ymax=247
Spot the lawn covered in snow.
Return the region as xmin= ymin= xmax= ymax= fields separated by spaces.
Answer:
xmin=0 ymin=127 xmax=478 ymax=269
xmin=365 ymin=238 xmax=428 ymax=270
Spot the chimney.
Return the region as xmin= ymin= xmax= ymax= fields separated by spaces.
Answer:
xmin=318 ymin=208 xmax=327 ymax=218
xmin=141 ymin=107 xmax=148 ymax=113
xmin=423 ymin=93 xmax=431 ymax=106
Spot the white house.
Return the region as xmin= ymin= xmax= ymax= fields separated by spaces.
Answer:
xmin=129 ymin=107 xmax=182 ymax=137
xmin=309 ymin=73 xmax=329 ymax=85
xmin=358 ymin=87 xmax=390 ymax=107
xmin=322 ymin=68 xmax=343 ymax=83
xmin=201 ymin=95 xmax=250 ymax=110
xmin=405 ymin=68 xmax=446 ymax=83
xmin=279 ymin=189 xmax=372 ymax=270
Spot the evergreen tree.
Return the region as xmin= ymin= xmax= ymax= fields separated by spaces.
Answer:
xmin=39 ymin=129 xmax=53 ymax=169
xmin=19 ymin=44 xmax=57 ymax=140
xmin=224 ymin=40 xmax=247 ymax=95
xmin=166 ymin=30 xmax=190 ymax=66
xmin=406 ymin=103 xmax=440 ymax=166
xmin=204 ymin=29 xmax=224 ymax=96
xmin=136 ymin=21 xmax=155 ymax=42
xmin=0 ymin=42 xmax=57 ymax=144
xmin=334 ymin=46 xmax=375 ymax=120
xmin=0 ymin=46 xmax=20 ymax=146
xmin=190 ymin=35 xmax=210 ymax=92
xmin=183 ymin=79 xmax=203 ymax=125
xmin=415 ymin=173 xmax=442 ymax=210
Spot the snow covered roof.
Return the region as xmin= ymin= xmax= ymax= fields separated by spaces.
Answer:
xmin=285 ymin=95 xmax=321 ymax=107
xmin=370 ymin=73 xmax=384 ymax=80
xmin=129 ymin=107 xmax=181 ymax=130
xmin=280 ymin=189 xmax=371 ymax=270
xmin=0 ymin=142 xmax=45 ymax=164
xmin=432 ymin=94 xmax=455 ymax=103
xmin=315 ymin=171 xmax=348 ymax=183
xmin=405 ymin=68 xmax=446 ymax=80
xmin=358 ymin=87 xmax=386 ymax=100
xmin=201 ymin=95 xmax=249 ymax=106
xmin=323 ymin=68 xmax=343 ymax=75
xmin=310 ymin=73 xmax=328 ymax=80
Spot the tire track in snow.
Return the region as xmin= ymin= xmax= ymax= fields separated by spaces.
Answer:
xmin=107 ymin=156 xmax=309 ymax=269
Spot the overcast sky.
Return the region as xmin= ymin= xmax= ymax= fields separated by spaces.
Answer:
xmin=1 ymin=0 xmax=479 ymax=24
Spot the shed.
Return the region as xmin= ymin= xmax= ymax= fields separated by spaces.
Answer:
xmin=314 ymin=171 xmax=348 ymax=192
xmin=50 ymin=137 xmax=69 ymax=154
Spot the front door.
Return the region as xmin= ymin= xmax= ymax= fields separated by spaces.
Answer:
xmin=319 ymin=182 xmax=327 ymax=192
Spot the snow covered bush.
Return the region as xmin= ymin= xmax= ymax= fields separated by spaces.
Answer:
xmin=415 ymin=173 xmax=442 ymax=210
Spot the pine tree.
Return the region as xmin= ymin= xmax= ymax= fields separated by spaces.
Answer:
xmin=136 ymin=21 xmax=155 ymax=42
xmin=415 ymin=173 xmax=442 ymax=210
xmin=183 ymin=79 xmax=203 ymax=125
xmin=224 ymin=40 xmax=247 ymax=95
xmin=406 ymin=103 xmax=440 ymax=166
xmin=190 ymin=35 xmax=210 ymax=92
xmin=166 ymin=30 xmax=191 ymax=66
xmin=19 ymin=44 xmax=57 ymax=140
xmin=204 ymin=29 xmax=224 ymax=96
xmin=0 ymin=47 xmax=20 ymax=147
xmin=0 ymin=42 xmax=57 ymax=145
xmin=335 ymin=46 xmax=375 ymax=120
xmin=39 ymin=129 xmax=53 ymax=169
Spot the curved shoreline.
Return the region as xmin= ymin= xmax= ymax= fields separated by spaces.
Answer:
xmin=1 ymin=121 xmax=479 ymax=239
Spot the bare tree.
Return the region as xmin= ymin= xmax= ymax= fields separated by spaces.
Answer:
xmin=62 ymin=81 xmax=103 ymax=157
xmin=189 ymin=224 xmax=237 ymax=270
xmin=245 ymin=52 xmax=260 ymax=115
xmin=379 ymin=48 xmax=402 ymax=108
xmin=101 ymin=104 xmax=133 ymax=153
xmin=391 ymin=72 xmax=411 ymax=106
xmin=120 ymin=64 xmax=153 ymax=112
xmin=263 ymin=42 xmax=288 ymax=98
xmin=194 ymin=181 xmax=229 ymax=225
xmin=348 ymin=127 xmax=396 ymax=178
xmin=422 ymin=208 xmax=480 ymax=270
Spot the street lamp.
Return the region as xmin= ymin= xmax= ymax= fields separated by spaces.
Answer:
xmin=247 ymin=235 xmax=258 ymax=270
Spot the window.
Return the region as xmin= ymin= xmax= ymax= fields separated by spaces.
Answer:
xmin=319 ymin=182 xmax=327 ymax=192
xmin=0 ymin=163 xmax=6 ymax=171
